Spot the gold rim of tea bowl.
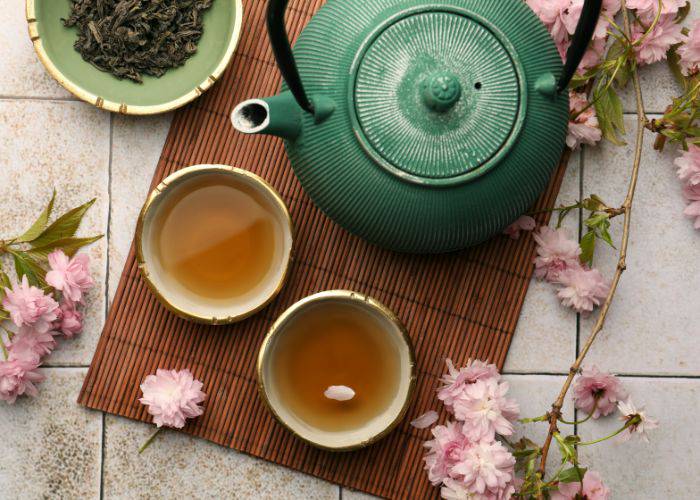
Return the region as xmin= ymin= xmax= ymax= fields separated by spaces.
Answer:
xmin=135 ymin=164 xmax=295 ymax=325
xmin=257 ymin=290 xmax=417 ymax=452
xmin=25 ymin=0 xmax=243 ymax=115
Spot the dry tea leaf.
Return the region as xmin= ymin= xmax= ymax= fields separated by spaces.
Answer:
xmin=63 ymin=0 xmax=214 ymax=83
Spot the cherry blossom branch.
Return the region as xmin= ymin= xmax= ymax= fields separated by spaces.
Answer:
xmin=536 ymin=0 xmax=647 ymax=486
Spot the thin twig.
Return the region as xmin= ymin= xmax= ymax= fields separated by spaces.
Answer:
xmin=536 ymin=0 xmax=647 ymax=487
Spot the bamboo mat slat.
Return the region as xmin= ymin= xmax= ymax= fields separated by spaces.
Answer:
xmin=78 ymin=1 xmax=570 ymax=497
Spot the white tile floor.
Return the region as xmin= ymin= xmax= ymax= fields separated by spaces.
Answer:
xmin=0 ymin=1 xmax=698 ymax=498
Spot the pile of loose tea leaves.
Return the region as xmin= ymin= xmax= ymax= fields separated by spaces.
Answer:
xmin=63 ymin=0 xmax=214 ymax=83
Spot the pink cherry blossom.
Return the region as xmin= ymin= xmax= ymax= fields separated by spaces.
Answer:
xmin=454 ymin=379 xmax=520 ymax=442
xmin=54 ymin=300 xmax=84 ymax=338
xmin=503 ymin=215 xmax=536 ymax=240
xmin=437 ymin=359 xmax=500 ymax=414
xmin=632 ymin=15 xmax=685 ymax=66
xmin=564 ymin=0 xmax=620 ymax=41
xmin=551 ymin=470 xmax=611 ymax=500
xmin=678 ymin=19 xmax=700 ymax=75
xmin=617 ymin=398 xmax=659 ymax=443
xmin=682 ymin=183 xmax=700 ymax=229
xmin=411 ymin=410 xmax=439 ymax=429
xmin=46 ymin=250 xmax=94 ymax=303
xmin=527 ymin=0 xmax=571 ymax=39
xmin=0 ymin=358 xmax=44 ymax=404
xmin=557 ymin=266 xmax=610 ymax=314
xmin=139 ymin=369 xmax=206 ymax=428
xmin=567 ymin=92 xmax=603 ymax=150
xmin=572 ymin=365 xmax=627 ymax=418
xmin=423 ymin=420 xmax=472 ymax=485
xmin=451 ymin=440 xmax=516 ymax=499
xmin=675 ymin=145 xmax=700 ymax=186
xmin=627 ymin=0 xmax=687 ymax=18
xmin=440 ymin=478 xmax=472 ymax=500
xmin=7 ymin=326 xmax=56 ymax=364
xmin=2 ymin=276 xmax=59 ymax=333
xmin=533 ymin=226 xmax=582 ymax=282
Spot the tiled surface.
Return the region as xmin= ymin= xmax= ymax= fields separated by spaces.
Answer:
xmin=1 ymin=3 xmax=699 ymax=499
xmin=103 ymin=416 xmax=339 ymax=499
xmin=578 ymin=377 xmax=699 ymax=499
xmin=582 ymin=116 xmax=700 ymax=376
xmin=0 ymin=1 xmax=72 ymax=98
xmin=504 ymin=153 xmax=581 ymax=374
xmin=0 ymin=369 xmax=101 ymax=498
xmin=108 ymin=114 xmax=172 ymax=304
xmin=0 ymin=100 xmax=109 ymax=366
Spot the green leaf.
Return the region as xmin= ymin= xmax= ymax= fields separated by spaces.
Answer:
xmin=598 ymin=220 xmax=616 ymax=249
xmin=27 ymin=235 xmax=103 ymax=260
xmin=10 ymin=250 xmax=46 ymax=287
xmin=582 ymin=194 xmax=609 ymax=212
xmin=557 ymin=466 xmax=588 ymax=483
xmin=556 ymin=206 xmax=576 ymax=229
xmin=554 ymin=433 xmax=580 ymax=465
xmin=31 ymin=198 xmax=96 ymax=248
xmin=585 ymin=213 xmax=609 ymax=229
xmin=0 ymin=269 xmax=9 ymax=303
xmin=580 ymin=231 xmax=596 ymax=266
xmin=17 ymin=190 xmax=56 ymax=243
xmin=595 ymin=86 xmax=626 ymax=146
xmin=0 ymin=269 xmax=10 ymax=290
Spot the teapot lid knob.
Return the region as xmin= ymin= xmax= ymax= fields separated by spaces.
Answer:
xmin=420 ymin=71 xmax=462 ymax=113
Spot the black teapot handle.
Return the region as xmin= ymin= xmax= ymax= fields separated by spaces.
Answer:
xmin=267 ymin=0 xmax=603 ymax=107
xmin=559 ymin=0 xmax=603 ymax=91
xmin=267 ymin=0 xmax=315 ymax=114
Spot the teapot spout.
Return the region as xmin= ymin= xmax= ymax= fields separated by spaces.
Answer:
xmin=231 ymin=92 xmax=301 ymax=141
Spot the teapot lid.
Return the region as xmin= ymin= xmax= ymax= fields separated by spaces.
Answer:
xmin=349 ymin=9 xmax=525 ymax=186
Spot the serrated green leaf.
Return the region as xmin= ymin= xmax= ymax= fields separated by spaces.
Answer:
xmin=585 ymin=213 xmax=609 ymax=229
xmin=557 ymin=466 xmax=588 ymax=483
xmin=10 ymin=250 xmax=46 ymax=288
xmin=595 ymin=86 xmax=626 ymax=146
xmin=27 ymin=235 xmax=103 ymax=260
xmin=580 ymin=231 xmax=596 ymax=265
xmin=0 ymin=308 xmax=9 ymax=321
xmin=554 ymin=433 xmax=580 ymax=465
xmin=17 ymin=190 xmax=56 ymax=243
xmin=599 ymin=220 xmax=617 ymax=249
xmin=0 ymin=269 xmax=10 ymax=290
xmin=667 ymin=46 xmax=686 ymax=89
xmin=31 ymin=198 xmax=96 ymax=248
xmin=513 ymin=448 xmax=539 ymax=459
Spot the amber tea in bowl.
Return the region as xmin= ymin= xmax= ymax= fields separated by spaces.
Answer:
xmin=258 ymin=291 xmax=416 ymax=451
xmin=136 ymin=165 xmax=293 ymax=324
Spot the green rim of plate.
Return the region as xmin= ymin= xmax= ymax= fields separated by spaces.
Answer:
xmin=26 ymin=0 xmax=243 ymax=115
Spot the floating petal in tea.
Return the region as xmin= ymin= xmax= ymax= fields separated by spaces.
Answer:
xmin=63 ymin=0 xmax=214 ymax=83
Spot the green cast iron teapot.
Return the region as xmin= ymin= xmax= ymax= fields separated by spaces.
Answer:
xmin=232 ymin=0 xmax=602 ymax=253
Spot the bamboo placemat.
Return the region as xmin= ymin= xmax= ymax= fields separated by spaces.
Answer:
xmin=78 ymin=1 xmax=569 ymax=497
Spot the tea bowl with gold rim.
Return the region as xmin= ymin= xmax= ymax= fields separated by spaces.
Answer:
xmin=26 ymin=0 xmax=243 ymax=115
xmin=257 ymin=290 xmax=417 ymax=451
xmin=135 ymin=164 xmax=294 ymax=325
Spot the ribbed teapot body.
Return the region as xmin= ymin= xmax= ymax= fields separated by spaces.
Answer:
xmin=284 ymin=0 xmax=569 ymax=253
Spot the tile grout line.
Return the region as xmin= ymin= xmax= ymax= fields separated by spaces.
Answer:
xmin=99 ymin=112 xmax=114 ymax=500
xmin=501 ymin=371 xmax=700 ymax=380
xmin=39 ymin=365 xmax=699 ymax=379
xmin=0 ymin=95 xmax=79 ymax=102
xmin=575 ymin=147 xmax=585 ymax=431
